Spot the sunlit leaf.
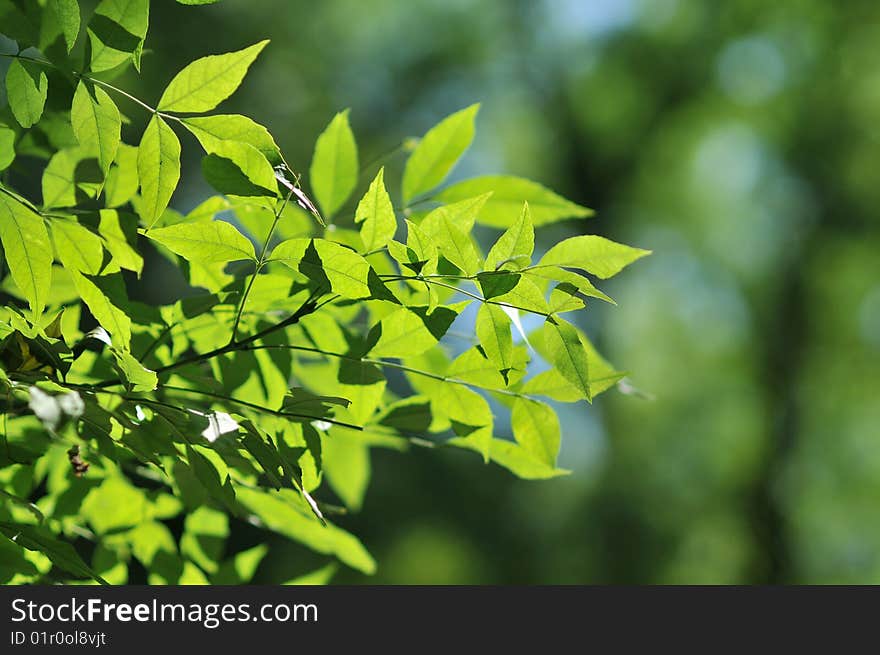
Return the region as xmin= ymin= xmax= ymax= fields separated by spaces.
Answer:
xmin=158 ymin=40 xmax=269 ymax=112
xmin=310 ymin=109 xmax=358 ymax=218
xmin=401 ymin=104 xmax=479 ymax=204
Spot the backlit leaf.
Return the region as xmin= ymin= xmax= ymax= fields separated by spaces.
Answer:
xmin=401 ymin=104 xmax=479 ymax=204
xmin=137 ymin=115 xmax=181 ymax=227
xmin=310 ymin=109 xmax=358 ymax=219
xmin=158 ymin=40 xmax=269 ymax=113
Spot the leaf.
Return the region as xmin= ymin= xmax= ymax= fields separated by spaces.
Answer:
xmin=511 ymin=398 xmax=560 ymax=467
xmin=104 ymin=143 xmax=139 ymax=208
xmin=355 ymin=167 xmax=397 ymax=252
xmin=157 ymin=40 xmax=269 ymax=113
xmin=525 ymin=265 xmax=615 ymax=304
xmin=5 ymin=59 xmax=48 ymax=128
xmin=182 ymin=114 xmax=281 ymax=164
xmin=47 ymin=0 xmax=80 ymax=52
xmin=0 ymin=522 xmax=107 ymax=584
xmin=81 ymin=476 xmax=149 ymax=534
xmin=71 ymin=81 xmax=121 ymax=177
xmin=437 ymin=175 xmax=593 ymax=228
xmin=323 ymin=428 xmax=370 ymax=512
xmin=98 ymin=209 xmax=143 ymax=273
xmin=369 ymin=306 xmax=453 ymax=358
xmin=419 ymin=193 xmax=490 ymax=237
xmin=237 ymin=487 xmax=376 ymax=574
xmin=69 ymin=271 xmax=132 ymax=349
xmin=0 ymin=121 xmax=15 ymax=171
xmin=431 ymin=384 xmax=493 ymax=461
xmin=201 ymin=140 xmax=277 ymax=197
xmin=270 ymin=238 xmax=372 ymax=299
xmin=475 ymin=303 xmax=514 ymax=383
xmin=537 ymin=235 xmax=651 ymax=279
xmin=310 ymin=109 xmax=359 ymax=218
xmin=137 ymin=115 xmax=181 ymax=227
xmin=87 ymin=0 xmax=150 ymax=73
xmin=486 ymin=201 xmax=534 ymax=270
xmin=401 ymin=104 xmax=479 ymax=204
xmin=51 ymin=218 xmax=104 ymax=275
xmin=0 ymin=189 xmax=53 ymax=317
xmin=146 ymin=220 xmax=256 ymax=263
xmin=447 ymin=437 xmax=568 ymax=480
xmin=112 ymin=348 xmax=157 ymax=391
xmin=41 ymin=147 xmax=102 ymax=209
xmin=543 ymin=317 xmax=591 ymax=401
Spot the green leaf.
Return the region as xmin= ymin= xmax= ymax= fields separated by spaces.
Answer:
xmin=104 ymin=143 xmax=139 ymax=208
xmin=180 ymin=506 xmax=228 ymax=575
xmin=447 ymin=437 xmax=569 ymax=480
xmin=486 ymin=201 xmax=534 ymax=270
xmin=81 ymin=476 xmax=149 ymax=534
xmin=431 ymin=384 xmax=492 ymax=461
xmin=309 ymin=109 xmax=358 ymax=219
xmin=355 ymin=167 xmax=397 ymax=252
xmin=182 ymin=114 xmax=281 ymax=165
xmin=42 ymin=147 xmax=102 ymax=209
xmin=237 ymin=487 xmax=376 ymax=574
xmin=5 ymin=59 xmax=48 ymax=128
xmin=525 ymin=265 xmax=615 ymax=304
xmin=69 ymin=271 xmax=132 ymax=349
xmin=543 ymin=317 xmax=591 ymax=401
xmin=51 ymin=218 xmax=104 ymax=275
xmin=157 ymin=40 xmax=269 ymax=113
xmin=419 ymin=193 xmax=490 ymax=237
xmin=137 ymin=115 xmax=181 ymax=227
xmin=283 ymin=563 xmax=338 ymax=585
xmin=98 ymin=209 xmax=143 ymax=274
xmin=87 ymin=0 xmax=150 ymax=73
xmin=270 ymin=238 xmax=372 ymax=299
xmin=323 ymin=428 xmax=370 ymax=512
xmin=201 ymin=140 xmax=277 ymax=197
xmin=537 ymin=235 xmax=651 ymax=279
xmin=146 ymin=220 xmax=256 ymax=263
xmin=475 ymin=303 xmax=514 ymax=383
xmin=0 ymin=522 xmax=107 ymax=584
xmin=369 ymin=306 xmax=451 ymax=358
xmin=437 ymin=175 xmax=593 ymax=228
xmin=112 ymin=348 xmax=157 ymax=391
xmin=47 ymin=0 xmax=80 ymax=52
xmin=401 ymin=104 xmax=479 ymax=204
xmin=71 ymin=81 xmax=121 ymax=178
xmin=0 ymin=189 xmax=52 ymax=317
xmin=0 ymin=120 xmax=15 ymax=171
xmin=511 ymin=398 xmax=560 ymax=467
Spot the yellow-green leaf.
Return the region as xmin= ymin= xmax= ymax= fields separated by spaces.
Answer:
xmin=270 ymin=238 xmax=371 ymax=299
xmin=475 ymin=303 xmax=514 ymax=383
xmin=146 ymin=220 xmax=256 ymax=263
xmin=0 ymin=189 xmax=52 ymax=317
xmin=310 ymin=109 xmax=358 ymax=219
xmin=543 ymin=317 xmax=590 ymax=401
xmin=137 ymin=115 xmax=180 ymax=227
xmin=355 ymin=167 xmax=396 ymax=253
xmin=511 ymin=398 xmax=560 ymax=467
xmin=71 ymin=81 xmax=121 ymax=177
xmin=401 ymin=104 xmax=479 ymax=204
xmin=486 ymin=202 xmax=534 ymax=270
xmin=537 ymin=235 xmax=651 ymax=279
xmin=87 ymin=0 xmax=150 ymax=73
xmin=437 ymin=175 xmax=593 ymax=228
xmin=182 ymin=114 xmax=281 ymax=165
xmin=157 ymin=40 xmax=269 ymax=113
xmin=5 ymin=59 xmax=48 ymax=128
xmin=47 ymin=0 xmax=80 ymax=53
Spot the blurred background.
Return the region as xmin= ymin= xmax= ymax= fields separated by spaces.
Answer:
xmin=129 ymin=0 xmax=878 ymax=583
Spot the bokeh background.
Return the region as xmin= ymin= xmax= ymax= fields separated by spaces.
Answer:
xmin=126 ymin=0 xmax=879 ymax=583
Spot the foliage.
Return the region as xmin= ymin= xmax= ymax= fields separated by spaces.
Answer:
xmin=0 ymin=0 xmax=647 ymax=584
